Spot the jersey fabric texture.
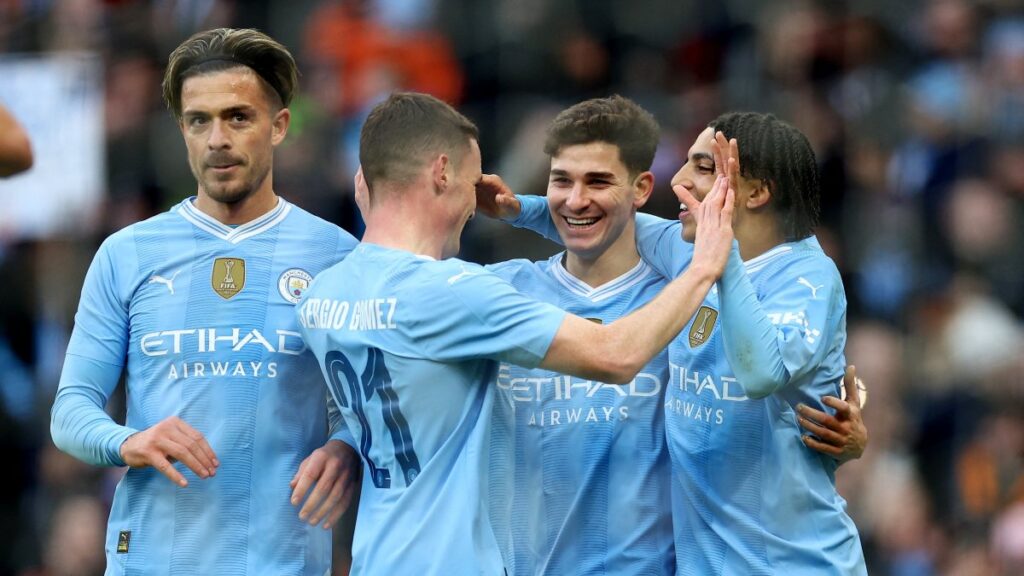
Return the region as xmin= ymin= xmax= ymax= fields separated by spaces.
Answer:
xmin=297 ymin=242 xmax=566 ymax=576
xmin=51 ymin=197 xmax=356 ymax=576
xmin=634 ymin=214 xmax=866 ymax=576
xmin=511 ymin=197 xmax=865 ymax=575
xmin=488 ymin=253 xmax=675 ymax=576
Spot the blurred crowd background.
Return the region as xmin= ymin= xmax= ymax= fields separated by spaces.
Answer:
xmin=1 ymin=0 xmax=1023 ymax=574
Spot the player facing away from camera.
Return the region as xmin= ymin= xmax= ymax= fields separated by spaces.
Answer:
xmin=497 ymin=113 xmax=867 ymax=575
xmin=50 ymin=29 xmax=359 ymax=575
xmin=484 ymin=96 xmax=675 ymax=575
xmin=296 ymin=92 xmax=737 ymax=575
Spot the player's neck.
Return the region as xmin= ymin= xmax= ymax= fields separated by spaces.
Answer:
xmin=194 ymin=185 xmax=280 ymax=226
xmin=361 ymin=192 xmax=454 ymax=260
xmin=563 ymin=232 xmax=641 ymax=289
xmin=735 ymin=213 xmax=786 ymax=261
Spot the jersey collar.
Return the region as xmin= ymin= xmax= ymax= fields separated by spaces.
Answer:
xmin=551 ymin=255 xmax=652 ymax=303
xmin=175 ymin=196 xmax=291 ymax=244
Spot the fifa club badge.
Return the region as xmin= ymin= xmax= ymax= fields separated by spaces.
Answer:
xmin=688 ymin=305 xmax=718 ymax=348
xmin=278 ymin=268 xmax=313 ymax=304
xmin=212 ymin=257 xmax=246 ymax=299
xmin=117 ymin=530 xmax=131 ymax=554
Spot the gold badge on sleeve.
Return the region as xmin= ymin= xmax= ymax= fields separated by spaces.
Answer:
xmin=688 ymin=305 xmax=718 ymax=348
xmin=212 ymin=257 xmax=245 ymax=299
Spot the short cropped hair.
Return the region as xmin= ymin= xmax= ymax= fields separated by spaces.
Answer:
xmin=359 ymin=92 xmax=479 ymax=190
xmin=162 ymin=28 xmax=298 ymax=119
xmin=543 ymin=95 xmax=660 ymax=177
xmin=708 ymin=112 xmax=821 ymax=240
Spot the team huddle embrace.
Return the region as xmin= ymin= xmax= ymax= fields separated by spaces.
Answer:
xmin=51 ymin=27 xmax=868 ymax=576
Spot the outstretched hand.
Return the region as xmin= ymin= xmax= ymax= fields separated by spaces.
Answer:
xmin=798 ymin=365 xmax=869 ymax=464
xmin=475 ymin=174 xmax=521 ymax=220
xmin=120 ymin=415 xmax=219 ymax=487
xmin=681 ymin=172 xmax=736 ymax=279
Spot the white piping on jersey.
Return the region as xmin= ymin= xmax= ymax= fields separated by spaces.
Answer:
xmin=551 ymin=257 xmax=653 ymax=303
xmin=175 ymin=196 xmax=292 ymax=244
xmin=743 ymin=242 xmax=794 ymax=274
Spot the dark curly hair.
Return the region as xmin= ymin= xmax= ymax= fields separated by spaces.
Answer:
xmin=708 ymin=112 xmax=821 ymax=240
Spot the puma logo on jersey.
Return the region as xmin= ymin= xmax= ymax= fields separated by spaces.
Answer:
xmin=447 ymin=266 xmax=479 ymax=285
xmin=149 ymin=270 xmax=181 ymax=295
xmin=797 ymin=277 xmax=824 ymax=299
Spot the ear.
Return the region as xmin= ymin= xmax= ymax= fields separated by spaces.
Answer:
xmin=431 ymin=153 xmax=451 ymax=194
xmin=632 ymin=171 xmax=655 ymax=210
xmin=271 ymin=108 xmax=291 ymax=146
xmin=745 ymin=178 xmax=772 ymax=210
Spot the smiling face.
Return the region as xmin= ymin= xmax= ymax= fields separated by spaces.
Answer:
xmin=179 ymin=67 xmax=289 ymax=205
xmin=547 ymin=141 xmax=650 ymax=263
xmin=670 ymin=127 xmax=718 ymax=243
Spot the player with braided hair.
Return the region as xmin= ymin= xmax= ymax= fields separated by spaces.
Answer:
xmin=499 ymin=111 xmax=867 ymax=574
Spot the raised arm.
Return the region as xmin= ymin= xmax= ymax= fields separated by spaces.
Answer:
xmin=541 ymin=174 xmax=735 ymax=383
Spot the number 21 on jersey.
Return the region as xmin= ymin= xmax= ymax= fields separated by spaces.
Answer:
xmin=325 ymin=348 xmax=421 ymax=488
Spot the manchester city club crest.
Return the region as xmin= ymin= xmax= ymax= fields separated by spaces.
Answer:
xmin=688 ymin=305 xmax=719 ymax=348
xmin=278 ymin=268 xmax=313 ymax=304
xmin=212 ymin=257 xmax=246 ymax=299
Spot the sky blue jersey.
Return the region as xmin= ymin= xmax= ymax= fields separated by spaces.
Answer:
xmin=510 ymin=196 xmax=865 ymax=575
xmin=633 ymin=215 xmax=866 ymax=576
xmin=51 ymin=197 xmax=357 ymax=576
xmin=296 ymin=242 xmax=567 ymax=576
xmin=488 ymin=254 xmax=675 ymax=576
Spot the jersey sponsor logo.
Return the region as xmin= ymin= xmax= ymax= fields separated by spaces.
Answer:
xmin=278 ymin=268 xmax=312 ymax=304
xmin=496 ymin=366 xmax=662 ymax=428
xmin=497 ymin=367 xmax=662 ymax=402
xmin=148 ymin=270 xmax=180 ymax=295
xmin=688 ymin=306 xmax=718 ymax=348
xmin=140 ymin=327 xmax=306 ymax=356
xmin=666 ymin=364 xmax=748 ymax=426
xmin=139 ymin=327 xmax=304 ymax=381
xmin=212 ymin=257 xmax=245 ymax=299
xmin=797 ymin=277 xmax=824 ymax=299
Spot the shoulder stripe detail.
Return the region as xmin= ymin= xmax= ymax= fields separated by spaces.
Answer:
xmin=551 ymin=257 xmax=654 ymax=303
xmin=174 ymin=197 xmax=291 ymax=244
xmin=744 ymin=244 xmax=793 ymax=274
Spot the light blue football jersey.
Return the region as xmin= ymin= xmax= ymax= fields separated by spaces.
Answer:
xmin=51 ymin=197 xmax=357 ymax=576
xmin=487 ymin=254 xmax=675 ymax=576
xmin=511 ymin=198 xmax=865 ymax=575
xmin=296 ymin=242 xmax=567 ymax=576
xmin=633 ymin=215 xmax=866 ymax=576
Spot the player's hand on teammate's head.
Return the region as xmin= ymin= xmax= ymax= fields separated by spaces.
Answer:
xmin=687 ymin=173 xmax=736 ymax=279
xmin=290 ymin=439 xmax=360 ymax=529
xmin=475 ymin=174 xmax=521 ymax=220
xmin=119 ymin=416 xmax=219 ymax=487
xmin=797 ymin=365 xmax=869 ymax=464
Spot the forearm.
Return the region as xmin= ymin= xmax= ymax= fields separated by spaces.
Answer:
xmin=50 ymin=355 xmax=136 ymax=466
xmin=547 ymin=261 xmax=718 ymax=383
xmin=718 ymin=247 xmax=788 ymax=398
xmin=507 ymin=194 xmax=562 ymax=244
